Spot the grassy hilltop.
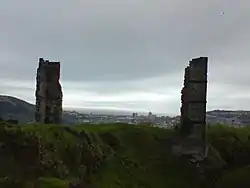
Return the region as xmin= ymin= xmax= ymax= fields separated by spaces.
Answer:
xmin=0 ymin=122 xmax=250 ymax=188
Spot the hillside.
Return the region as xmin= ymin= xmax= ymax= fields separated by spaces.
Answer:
xmin=207 ymin=110 xmax=250 ymax=125
xmin=0 ymin=122 xmax=250 ymax=187
xmin=0 ymin=95 xmax=35 ymax=122
xmin=0 ymin=122 xmax=200 ymax=188
xmin=0 ymin=95 xmax=78 ymax=124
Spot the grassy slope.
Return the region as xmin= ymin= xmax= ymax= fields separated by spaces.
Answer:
xmin=0 ymin=122 xmax=200 ymax=188
xmin=0 ymin=122 xmax=250 ymax=188
xmin=83 ymin=125 xmax=199 ymax=188
xmin=207 ymin=125 xmax=250 ymax=188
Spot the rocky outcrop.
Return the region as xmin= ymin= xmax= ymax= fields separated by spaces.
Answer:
xmin=35 ymin=58 xmax=63 ymax=124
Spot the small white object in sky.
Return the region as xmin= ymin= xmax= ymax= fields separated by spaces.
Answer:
xmin=220 ymin=12 xmax=225 ymax=16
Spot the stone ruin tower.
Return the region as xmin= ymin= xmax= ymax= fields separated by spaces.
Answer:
xmin=179 ymin=57 xmax=208 ymax=158
xmin=35 ymin=58 xmax=63 ymax=124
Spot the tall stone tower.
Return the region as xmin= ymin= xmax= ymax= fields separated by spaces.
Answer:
xmin=180 ymin=57 xmax=208 ymax=158
xmin=35 ymin=58 xmax=63 ymax=124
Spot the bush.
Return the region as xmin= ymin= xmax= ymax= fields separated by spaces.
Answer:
xmin=208 ymin=125 xmax=250 ymax=168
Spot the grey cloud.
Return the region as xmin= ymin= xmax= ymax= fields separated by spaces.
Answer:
xmin=1 ymin=0 xmax=249 ymax=82
xmin=1 ymin=0 xmax=250 ymax=114
xmin=61 ymin=73 xmax=183 ymax=95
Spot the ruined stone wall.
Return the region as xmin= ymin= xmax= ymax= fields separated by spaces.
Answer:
xmin=35 ymin=58 xmax=63 ymax=124
xmin=180 ymin=57 xmax=208 ymax=157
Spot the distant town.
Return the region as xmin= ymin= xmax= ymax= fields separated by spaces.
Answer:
xmin=2 ymin=95 xmax=250 ymax=128
xmin=63 ymin=109 xmax=250 ymax=128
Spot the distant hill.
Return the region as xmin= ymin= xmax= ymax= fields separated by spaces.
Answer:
xmin=0 ymin=95 xmax=35 ymax=123
xmin=206 ymin=110 xmax=250 ymax=125
xmin=0 ymin=95 xmax=79 ymax=124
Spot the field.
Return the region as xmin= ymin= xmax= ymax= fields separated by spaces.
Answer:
xmin=0 ymin=122 xmax=249 ymax=188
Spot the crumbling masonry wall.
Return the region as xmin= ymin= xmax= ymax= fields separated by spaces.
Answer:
xmin=35 ymin=58 xmax=63 ymax=124
xmin=180 ymin=57 xmax=208 ymax=157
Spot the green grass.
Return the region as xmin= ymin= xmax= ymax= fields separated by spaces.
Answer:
xmin=35 ymin=178 xmax=69 ymax=188
xmin=0 ymin=122 xmax=250 ymax=188
xmin=0 ymin=122 xmax=200 ymax=188
xmin=208 ymin=124 xmax=250 ymax=168
xmin=90 ymin=125 xmax=198 ymax=188
xmin=0 ymin=177 xmax=69 ymax=188
xmin=207 ymin=125 xmax=250 ymax=188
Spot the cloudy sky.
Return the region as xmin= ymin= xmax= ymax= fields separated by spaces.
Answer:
xmin=0 ymin=0 xmax=250 ymax=115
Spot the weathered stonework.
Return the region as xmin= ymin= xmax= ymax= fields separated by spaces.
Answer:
xmin=179 ymin=57 xmax=208 ymax=158
xmin=35 ymin=58 xmax=63 ymax=124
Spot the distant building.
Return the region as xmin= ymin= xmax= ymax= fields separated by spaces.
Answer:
xmin=148 ymin=111 xmax=156 ymax=124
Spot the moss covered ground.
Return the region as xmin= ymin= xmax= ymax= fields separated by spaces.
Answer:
xmin=0 ymin=122 xmax=249 ymax=188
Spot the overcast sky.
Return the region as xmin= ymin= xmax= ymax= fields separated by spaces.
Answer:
xmin=0 ymin=0 xmax=250 ymax=115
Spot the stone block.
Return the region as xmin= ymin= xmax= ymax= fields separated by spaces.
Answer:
xmin=187 ymin=103 xmax=206 ymax=122
xmin=186 ymin=82 xmax=207 ymax=102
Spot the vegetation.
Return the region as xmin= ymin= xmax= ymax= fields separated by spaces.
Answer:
xmin=208 ymin=124 xmax=250 ymax=188
xmin=0 ymin=122 xmax=249 ymax=187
